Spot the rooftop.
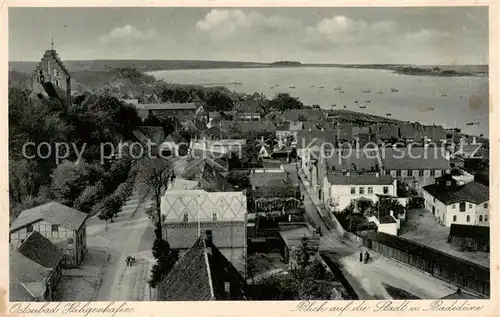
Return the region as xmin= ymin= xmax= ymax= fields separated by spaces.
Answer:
xmin=381 ymin=147 xmax=451 ymax=170
xmin=17 ymin=231 xmax=64 ymax=269
xmin=11 ymin=201 xmax=87 ymax=232
xmin=135 ymin=102 xmax=197 ymax=110
xmin=157 ymin=234 xmax=247 ymax=301
xmin=10 ymin=251 xmax=51 ymax=301
xmin=449 ymin=223 xmax=489 ymax=240
xmin=423 ymin=181 xmax=489 ymax=205
xmin=326 ymin=174 xmax=394 ymax=186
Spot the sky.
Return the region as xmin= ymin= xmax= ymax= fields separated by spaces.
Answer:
xmin=9 ymin=7 xmax=489 ymax=64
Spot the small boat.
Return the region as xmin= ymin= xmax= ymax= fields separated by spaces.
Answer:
xmin=289 ymin=86 xmax=296 ymax=89
xmin=319 ymin=86 xmax=325 ymax=89
xmin=362 ymin=89 xmax=371 ymax=93
xmin=338 ymin=90 xmax=344 ymax=93
xmin=466 ymin=122 xmax=474 ymax=126
xmin=391 ymin=88 xmax=399 ymax=92
xmin=359 ymin=106 xmax=367 ymax=109
xmin=427 ymin=107 xmax=435 ymax=111
xmin=354 ymin=101 xmax=358 ymax=103
xmin=376 ymin=91 xmax=383 ymax=94
xmin=343 ymin=105 xmax=347 ymax=108
xmin=441 ymin=93 xmax=447 ymax=97
xmin=310 ymin=85 xmax=315 ymax=87
xmin=365 ymin=100 xmax=371 ymax=103
xmin=334 ymin=86 xmax=342 ymax=90
xmin=386 ymin=113 xmax=392 ymax=116
xmin=331 ymin=104 xmax=336 ymax=107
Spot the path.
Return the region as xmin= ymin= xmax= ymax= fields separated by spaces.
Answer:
xmin=87 ymin=192 xmax=156 ymax=301
xmin=298 ymin=168 xmax=458 ymax=299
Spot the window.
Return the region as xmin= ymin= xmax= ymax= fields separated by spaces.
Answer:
xmin=359 ymin=187 xmax=365 ymax=195
xmin=468 ymin=204 xmax=472 ymax=209
xmin=51 ymin=225 xmax=59 ymax=232
xmin=485 ymin=215 xmax=488 ymax=222
xmin=484 ymin=203 xmax=488 ymax=208
xmin=368 ymin=187 xmax=373 ymax=194
xmin=350 ymin=187 xmax=356 ymax=194
xmin=453 ymin=215 xmax=456 ymax=222
xmin=213 ymin=213 xmax=217 ymax=221
xmin=451 ymin=204 xmax=456 ymax=209
xmin=183 ymin=213 xmax=189 ymax=222
xmin=430 ymin=170 xmax=435 ymax=176
xmin=418 ymin=170 xmax=424 ymax=177
xmin=68 ymin=238 xmax=74 ymax=244
xmin=26 ymin=224 xmax=33 ymax=232
xmin=383 ymin=186 xmax=389 ymax=194
xmin=459 ymin=202 xmax=465 ymax=212
xmin=479 ymin=215 xmax=483 ymax=222
xmin=396 ymin=170 xmax=401 ymax=177
xmin=466 ymin=215 xmax=470 ymax=222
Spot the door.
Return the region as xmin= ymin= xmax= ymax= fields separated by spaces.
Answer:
xmin=432 ymin=206 xmax=435 ymax=215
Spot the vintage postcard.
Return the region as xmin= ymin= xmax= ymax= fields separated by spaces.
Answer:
xmin=1 ymin=1 xmax=498 ymax=317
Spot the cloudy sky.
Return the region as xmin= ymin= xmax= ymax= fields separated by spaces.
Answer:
xmin=9 ymin=7 xmax=488 ymax=64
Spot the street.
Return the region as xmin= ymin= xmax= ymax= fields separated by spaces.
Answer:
xmin=298 ymin=169 xmax=458 ymax=299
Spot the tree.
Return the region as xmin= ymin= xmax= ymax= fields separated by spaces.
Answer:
xmin=135 ymin=158 xmax=172 ymax=239
xmin=51 ymin=161 xmax=96 ymax=207
xmin=372 ymin=197 xmax=405 ymax=218
xmin=294 ymin=237 xmax=311 ymax=270
xmin=268 ymin=93 xmax=303 ymax=111
xmin=74 ymin=182 xmax=105 ymax=213
xmin=148 ymin=232 xmax=179 ymax=288
xmin=206 ymin=91 xmax=234 ymax=111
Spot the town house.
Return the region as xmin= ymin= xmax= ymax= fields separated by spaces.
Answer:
xmin=10 ymin=202 xmax=88 ymax=268
xmin=10 ymin=231 xmax=64 ymax=301
xmin=160 ymin=190 xmax=247 ymax=273
xmin=322 ymin=173 xmax=397 ymax=213
xmin=422 ymin=173 xmax=489 ymax=227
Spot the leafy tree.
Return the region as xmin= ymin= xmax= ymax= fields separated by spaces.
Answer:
xmin=148 ymin=236 xmax=179 ymax=288
xmin=371 ymin=197 xmax=405 ymax=218
xmin=206 ymin=91 xmax=234 ymax=111
xmin=135 ymin=158 xmax=172 ymax=239
xmin=268 ymin=93 xmax=303 ymax=111
xmin=294 ymin=237 xmax=311 ymax=270
xmin=50 ymin=161 xmax=97 ymax=206
xmin=143 ymin=113 xmax=162 ymax=126
xmin=74 ymin=182 xmax=105 ymax=213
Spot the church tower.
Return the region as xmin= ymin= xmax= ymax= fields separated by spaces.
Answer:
xmin=31 ymin=41 xmax=72 ymax=104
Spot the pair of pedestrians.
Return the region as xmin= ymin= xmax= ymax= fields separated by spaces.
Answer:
xmin=359 ymin=251 xmax=370 ymax=264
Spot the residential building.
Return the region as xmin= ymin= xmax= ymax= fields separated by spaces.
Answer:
xmin=276 ymin=121 xmax=303 ymax=146
xmin=367 ymin=211 xmax=400 ymax=236
xmin=234 ymin=99 xmax=262 ymax=113
xmin=134 ymin=102 xmax=198 ymax=121
xmin=296 ymin=130 xmax=336 ymax=186
xmin=369 ymin=123 xmax=399 ymax=142
xmin=31 ymin=47 xmax=72 ymax=104
xmin=422 ymin=124 xmax=446 ymax=142
xmin=10 ymin=202 xmax=88 ymax=268
xmin=447 ymin=224 xmax=489 ymax=252
xmin=161 ymin=131 xmax=188 ymax=157
xmin=10 ymin=232 xmax=64 ymax=301
xmin=190 ymin=138 xmax=246 ymax=158
xmin=157 ymin=230 xmax=247 ymax=301
xmin=380 ymin=147 xmax=451 ymax=192
xmin=323 ymin=173 xmax=397 ymax=213
xmin=160 ymin=190 xmax=247 ymax=273
xmin=282 ymin=109 xmax=326 ymax=122
xmin=399 ymin=122 xmax=425 ymax=143
xmin=422 ymin=173 xmax=489 ymax=227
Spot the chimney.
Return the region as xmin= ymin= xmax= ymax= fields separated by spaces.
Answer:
xmin=224 ymin=281 xmax=231 ymax=298
xmin=204 ymin=229 xmax=213 ymax=253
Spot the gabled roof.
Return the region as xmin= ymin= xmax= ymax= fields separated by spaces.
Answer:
xmin=326 ymin=174 xmax=394 ymax=186
xmin=370 ymin=123 xmax=399 ymax=140
xmin=381 ymin=147 xmax=451 ymax=170
xmin=199 ymin=163 xmax=235 ymax=192
xmin=296 ymin=130 xmax=336 ymax=149
xmin=282 ymin=109 xmax=325 ymax=122
xmin=326 ymin=149 xmax=381 ymax=173
xmin=158 ymin=235 xmax=247 ymax=301
xmin=249 ymin=170 xmax=287 ymax=188
xmin=182 ymin=156 xmax=228 ymax=181
xmin=10 ymin=251 xmax=50 ymax=301
xmin=423 ymin=181 xmax=489 ymax=205
xmin=219 ymin=120 xmax=276 ymax=133
xmin=11 ymin=202 xmax=87 ymax=232
xmin=17 ymin=231 xmax=63 ymax=269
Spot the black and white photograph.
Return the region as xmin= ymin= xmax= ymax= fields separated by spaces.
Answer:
xmin=5 ymin=4 xmax=493 ymax=307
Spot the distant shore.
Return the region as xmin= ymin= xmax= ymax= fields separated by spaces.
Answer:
xmin=9 ymin=60 xmax=488 ymax=77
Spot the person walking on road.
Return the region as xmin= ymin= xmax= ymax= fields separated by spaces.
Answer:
xmin=364 ymin=251 xmax=370 ymax=264
xmin=359 ymin=251 xmax=363 ymax=262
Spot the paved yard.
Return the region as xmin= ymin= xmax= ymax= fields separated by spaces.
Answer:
xmin=399 ymin=208 xmax=489 ymax=267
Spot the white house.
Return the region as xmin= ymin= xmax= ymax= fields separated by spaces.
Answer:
xmin=323 ymin=173 xmax=397 ymax=213
xmin=367 ymin=211 xmax=399 ymax=236
xmin=422 ymin=174 xmax=489 ymax=227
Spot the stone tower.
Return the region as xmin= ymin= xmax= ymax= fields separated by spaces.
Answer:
xmin=31 ymin=47 xmax=71 ymax=104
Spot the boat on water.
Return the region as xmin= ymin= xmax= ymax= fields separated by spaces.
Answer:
xmin=331 ymin=104 xmax=336 ymax=107
xmin=289 ymin=86 xmax=296 ymax=89
xmin=310 ymin=85 xmax=315 ymax=87
xmin=319 ymin=86 xmax=325 ymax=89
xmin=391 ymin=88 xmax=399 ymax=92
xmin=365 ymin=100 xmax=371 ymax=103
xmin=386 ymin=113 xmax=392 ymax=116
xmin=343 ymin=105 xmax=347 ymax=108
xmin=427 ymin=107 xmax=435 ymax=111
xmin=376 ymin=91 xmax=383 ymax=94
xmin=359 ymin=106 xmax=367 ymax=109
xmin=334 ymin=86 xmax=342 ymax=90
xmin=441 ymin=93 xmax=447 ymax=97
xmin=466 ymin=122 xmax=474 ymax=126
xmin=338 ymin=90 xmax=344 ymax=93
xmin=354 ymin=101 xmax=358 ymax=103
xmin=362 ymin=89 xmax=371 ymax=93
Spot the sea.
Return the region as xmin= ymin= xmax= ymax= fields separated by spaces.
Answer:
xmin=148 ymin=67 xmax=489 ymax=137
